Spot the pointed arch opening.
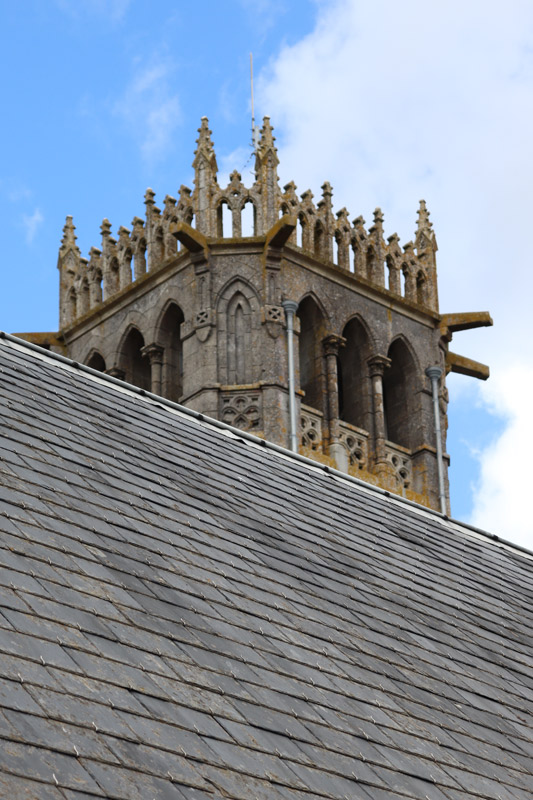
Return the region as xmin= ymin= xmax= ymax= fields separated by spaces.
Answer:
xmin=86 ymin=351 xmax=106 ymax=372
xmin=157 ymin=302 xmax=185 ymax=402
xmin=296 ymin=214 xmax=305 ymax=248
xmin=119 ymin=327 xmax=151 ymax=391
xmin=333 ymin=232 xmax=340 ymax=268
xmin=241 ymin=200 xmax=256 ymax=237
xmin=297 ymin=296 xmax=327 ymax=414
xmin=217 ymin=201 xmax=232 ymax=238
xmin=383 ymin=338 xmax=418 ymax=449
xmin=338 ymin=318 xmax=372 ymax=431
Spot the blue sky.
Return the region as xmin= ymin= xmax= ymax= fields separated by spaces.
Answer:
xmin=1 ymin=0 xmax=532 ymax=545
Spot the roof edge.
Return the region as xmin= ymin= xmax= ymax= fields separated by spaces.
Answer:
xmin=1 ymin=330 xmax=529 ymax=561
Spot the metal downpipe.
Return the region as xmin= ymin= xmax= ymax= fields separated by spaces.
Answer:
xmin=283 ymin=300 xmax=299 ymax=452
xmin=426 ymin=365 xmax=447 ymax=515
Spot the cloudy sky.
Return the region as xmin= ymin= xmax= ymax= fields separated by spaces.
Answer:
xmin=1 ymin=0 xmax=532 ymax=546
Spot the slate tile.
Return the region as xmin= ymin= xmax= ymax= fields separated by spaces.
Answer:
xmin=4 ymin=709 xmax=121 ymax=763
xmin=0 ymin=771 xmax=65 ymax=799
xmin=82 ymin=760 xmax=186 ymax=800
xmin=0 ymin=740 xmax=104 ymax=794
xmin=2 ymin=340 xmax=533 ymax=800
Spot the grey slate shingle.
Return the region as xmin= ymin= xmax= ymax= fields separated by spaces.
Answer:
xmin=1 ymin=335 xmax=533 ymax=799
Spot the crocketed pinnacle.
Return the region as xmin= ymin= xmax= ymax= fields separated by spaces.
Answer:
xmin=258 ymin=116 xmax=276 ymax=152
xmin=60 ymin=216 xmax=80 ymax=256
xmin=416 ymin=200 xmax=433 ymax=234
xmin=193 ymin=117 xmax=217 ymax=166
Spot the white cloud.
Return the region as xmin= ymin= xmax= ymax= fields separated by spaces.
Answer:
xmin=114 ymin=61 xmax=181 ymax=164
xmin=22 ymin=208 xmax=44 ymax=245
xmin=470 ymin=366 xmax=533 ymax=548
xmin=255 ymin=0 xmax=533 ymax=546
xmin=257 ymin=0 xmax=533 ymax=338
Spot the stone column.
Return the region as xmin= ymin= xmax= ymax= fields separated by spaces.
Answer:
xmin=141 ymin=344 xmax=164 ymax=396
xmin=367 ymin=355 xmax=391 ymax=472
xmin=322 ymin=334 xmax=347 ymax=471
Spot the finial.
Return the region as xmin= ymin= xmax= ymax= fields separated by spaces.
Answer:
xmin=373 ymin=207 xmax=384 ymax=228
xmin=259 ymin=116 xmax=276 ymax=151
xmin=417 ymin=199 xmax=432 ymax=232
xmin=100 ymin=218 xmax=112 ymax=237
xmin=117 ymin=225 xmax=131 ymax=243
xmin=194 ymin=117 xmax=215 ymax=157
xmin=144 ymin=188 xmax=156 ymax=206
xmin=60 ymin=215 xmax=80 ymax=254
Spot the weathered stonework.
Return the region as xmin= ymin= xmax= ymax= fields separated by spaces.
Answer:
xmin=20 ymin=116 xmax=493 ymax=513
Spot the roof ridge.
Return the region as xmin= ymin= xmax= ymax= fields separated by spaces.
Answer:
xmin=1 ymin=329 xmax=529 ymax=562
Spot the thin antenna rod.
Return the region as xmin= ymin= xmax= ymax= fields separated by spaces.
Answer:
xmin=250 ymin=52 xmax=255 ymax=133
xmin=250 ymin=52 xmax=259 ymax=151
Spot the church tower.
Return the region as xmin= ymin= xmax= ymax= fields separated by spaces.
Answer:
xmin=28 ymin=118 xmax=492 ymax=512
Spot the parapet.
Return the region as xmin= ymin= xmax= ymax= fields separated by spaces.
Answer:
xmin=58 ymin=117 xmax=440 ymax=328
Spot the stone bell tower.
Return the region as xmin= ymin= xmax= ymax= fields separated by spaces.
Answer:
xmin=22 ymin=117 xmax=492 ymax=513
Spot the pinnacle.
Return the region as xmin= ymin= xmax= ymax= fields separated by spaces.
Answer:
xmin=259 ymin=116 xmax=275 ymax=149
xmin=195 ymin=117 xmax=215 ymax=156
xmin=417 ymin=199 xmax=432 ymax=231
xmin=60 ymin=215 xmax=80 ymax=254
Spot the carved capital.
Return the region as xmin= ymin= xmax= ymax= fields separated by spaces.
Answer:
xmin=141 ymin=343 xmax=164 ymax=365
xmin=367 ymin=354 xmax=391 ymax=377
xmin=322 ymin=334 xmax=346 ymax=357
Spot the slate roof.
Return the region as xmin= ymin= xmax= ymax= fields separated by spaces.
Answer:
xmin=0 ymin=333 xmax=532 ymax=800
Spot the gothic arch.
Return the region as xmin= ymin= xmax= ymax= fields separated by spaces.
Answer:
xmin=85 ymin=350 xmax=106 ymax=373
xmin=296 ymin=295 xmax=328 ymax=414
xmin=156 ymin=301 xmax=185 ymax=402
xmin=338 ymin=315 xmax=373 ymax=431
xmin=117 ymin=325 xmax=151 ymax=391
xmin=217 ymin=278 xmax=260 ymax=385
xmin=240 ymin=198 xmax=257 ymax=237
xmin=216 ymin=199 xmax=232 ymax=237
xmin=383 ymin=336 xmax=420 ymax=450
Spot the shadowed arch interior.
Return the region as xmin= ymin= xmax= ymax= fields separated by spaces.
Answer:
xmin=158 ymin=303 xmax=185 ymax=401
xmin=86 ymin=351 xmax=106 ymax=373
xmin=339 ymin=318 xmax=371 ymax=430
xmin=383 ymin=339 xmax=418 ymax=449
xmin=119 ymin=327 xmax=150 ymax=391
xmin=297 ymin=297 xmax=326 ymax=413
